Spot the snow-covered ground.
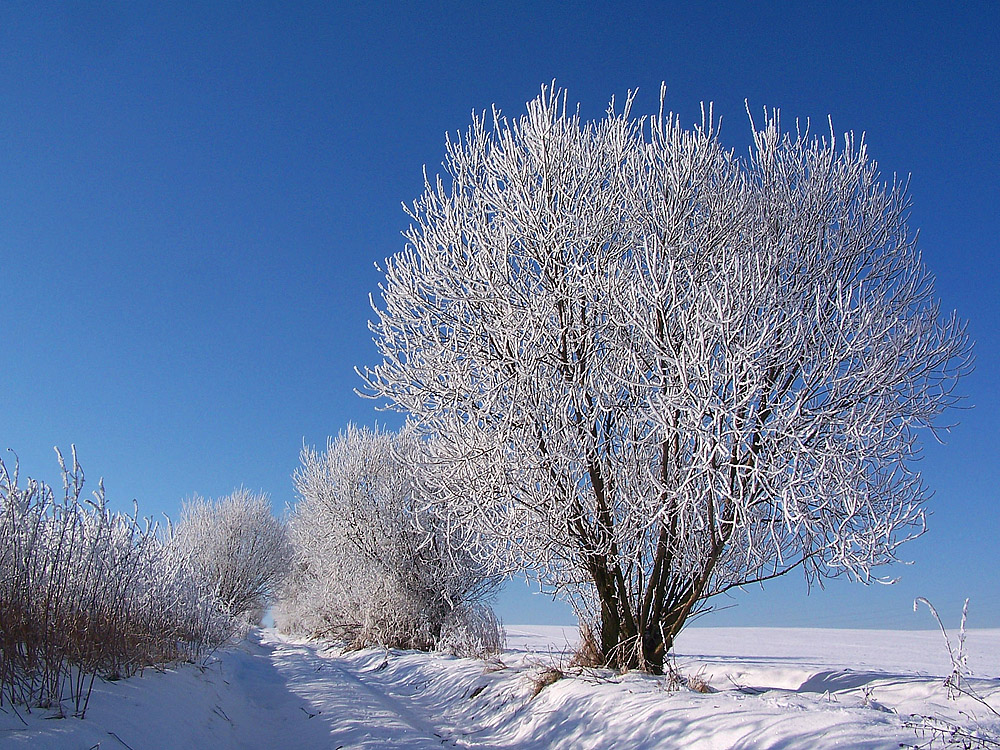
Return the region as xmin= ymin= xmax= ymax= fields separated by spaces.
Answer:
xmin=3 ymin=626 xmax=999 ymax=749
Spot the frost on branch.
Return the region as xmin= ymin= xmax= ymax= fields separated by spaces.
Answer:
xmin=359 ymin=85 xmax=973 ymax=672
xmin=170 ymin=488 xmax=291 ymax=630
xmin=275 ymin=424 xmax=502 ymax=654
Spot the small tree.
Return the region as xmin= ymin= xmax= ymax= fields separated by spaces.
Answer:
xmin=360 ymin=85 xmax=972 ymax=672
xmin=277 ymin=424 xmax=500 ymax=651
xmin=171 ymin=489 xmax=290 ymax=626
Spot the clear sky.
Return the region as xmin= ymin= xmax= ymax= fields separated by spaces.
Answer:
xmin=1 ymin=1 xmax=997 ymax=630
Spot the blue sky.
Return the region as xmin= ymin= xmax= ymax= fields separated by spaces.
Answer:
xmin=1 ymin=2 xmax=996 ymax=629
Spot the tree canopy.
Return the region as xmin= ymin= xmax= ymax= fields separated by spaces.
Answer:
xmin=361 ymin=86 xmax=972 ymax=672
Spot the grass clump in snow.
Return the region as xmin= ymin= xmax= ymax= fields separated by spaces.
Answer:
xmin=569 ymin=623 xmax=604 ymax=669
xmin=529 ymin=666 xmax=565 ymax=698
xmin=904 ymin=599 xmax=1000 ymax=749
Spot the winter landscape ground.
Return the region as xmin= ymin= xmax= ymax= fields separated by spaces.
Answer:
xmin=3 ymin=625 xmax=998 ymax=749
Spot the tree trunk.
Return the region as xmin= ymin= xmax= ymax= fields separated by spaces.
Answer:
xmin=641 ymin=624 xmax=666 ymax=674
xmin=590 ymin=560 xmax=623 ymax=664
xmin=594 ymin=588 xmax=669 ymax=673
xmin=591 ymin=559 xmax=652 ymax=672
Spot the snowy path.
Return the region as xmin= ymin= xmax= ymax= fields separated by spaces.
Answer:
xmin=265 ymin=633 xmax=460 ymax=749
xmin=1 ymin=631 xmax=462 ymax=749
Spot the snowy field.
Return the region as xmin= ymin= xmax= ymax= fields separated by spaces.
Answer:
xmin=3 ymin=625 xmax=999 ymax=749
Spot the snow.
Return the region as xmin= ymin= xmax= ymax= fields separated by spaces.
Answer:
xmin=3 ymin=626 xmax=998 ymax=749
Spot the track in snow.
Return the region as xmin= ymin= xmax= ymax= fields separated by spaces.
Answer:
xmin=263 ymin=632 xmax=460 ymax=749
xmin=1 ymin=631 xmax=466 ymax=750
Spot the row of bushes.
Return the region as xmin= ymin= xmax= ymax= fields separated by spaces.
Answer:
xmin=0 ymin=432 xmax=503 ymax=719
xmin=0 ymin=448 xmax=287 ymax=718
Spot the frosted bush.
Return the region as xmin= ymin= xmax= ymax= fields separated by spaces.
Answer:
xmin=275 ymin=424 xmax=501 ymax=651
xmin=169 ymin=488 xmax=291 ymax=629
xmin=0 ymin=448 xmax=232 ymax=718
xmin=437 ymin=603 xmax=506 ymax=659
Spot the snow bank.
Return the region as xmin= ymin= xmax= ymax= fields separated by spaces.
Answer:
xmin=3 ymin=626 xmax=998 ymax=749
xmin=337 ymin=627 xmax=1000 ymax=749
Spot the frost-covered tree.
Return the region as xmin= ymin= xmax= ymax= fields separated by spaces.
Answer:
xmin=170 ymin=489 xmax=290 ymax=626
xmin=360 ymin=85 xmax=972 ymax=672
xmin=277 ymin=424 xmax=501 ymax=652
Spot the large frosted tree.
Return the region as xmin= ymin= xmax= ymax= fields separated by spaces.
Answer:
xmin=360 ymin=86 xmax=972 ymax=672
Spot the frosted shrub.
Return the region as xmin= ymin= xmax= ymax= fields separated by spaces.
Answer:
xmin=276 ymin=424 xmax=501 ymax=651
xmin=437 ymin=603 xmax=505 ymax=659
xmin=169 ymin=489 xmax=291 ymax=630
xmin=0 ymin=448 xmax=232 ymax=718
